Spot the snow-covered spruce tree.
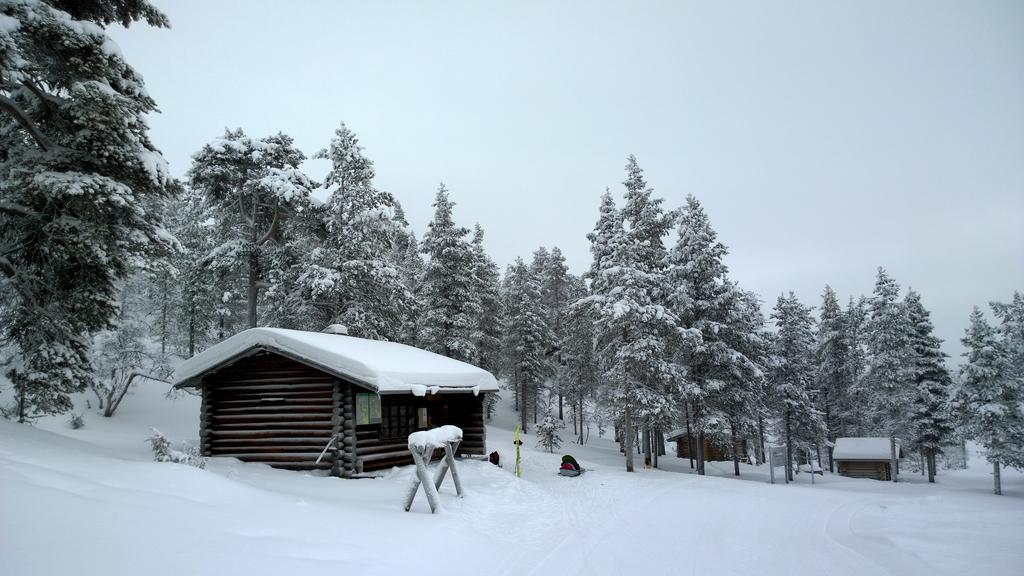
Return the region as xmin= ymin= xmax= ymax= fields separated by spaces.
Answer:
xmin=303 ymin=122 xmax=411 ymax=340
xmin=472 ymin=224 xmax=503 ymax=375
xmin=471 ymin=225 xmax=503 ymax=420
xmin=713 ymin=287 xmax=768 ymax=476
xmin=535 ymin=410 xmax=564 ymax=453
xmin=561 ymin=277 xmax=598 ymax=444
xmin=843 ymin=296 xmax=871 ymax=435
xmin=187 ymin=129 xmax=312 ymax=329
xmin=418 ymin=184 xmax=481 ymax=362
xmin=397 ymin=231 xmax=425 ymax=345
xmin=167 ymin=187 xmax=222 ymax=355
xmin=0 ymin=0 xmax=175 ymax=420
xmin=902 ymin=289 xmax=953 ymax=482
xmin=769 ymin=293 xmax=826 ymax=482
xmin=538 ymin=246 xmax=574 ymax=419
xmin=260 ymin=201 xmax=327 ymax=331
xmin=664 ymin=194 xmax=752 ymax=475
xmin=501 ymin=257 xmax=552 ymax=433
xmin=585 ymin=156 xmax=678 ymax=472
xmin=956 ymin=307 xmax=1024 ymax=495
xmin=815 ymin=285 xmax=850 ymax=469
xmin=991 ymin=292 xmax=1024 ymax=398
xmin=864 ymin=268 xmax=912 ymax=453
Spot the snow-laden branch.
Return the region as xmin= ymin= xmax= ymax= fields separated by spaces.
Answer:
xmin=0 ymin=94 xmax=55 ymax=151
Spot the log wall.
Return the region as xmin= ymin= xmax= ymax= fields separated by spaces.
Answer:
xmin=200 ymin=352 xmax=336 ymax=471
xmin=837 ymin=460 xmax=891 ymax=481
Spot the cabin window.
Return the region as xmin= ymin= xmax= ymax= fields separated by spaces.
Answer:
xmin=355 ymin=393 xmax=382 ymax=426
xmin=382 ymin=404 xmax=417 ymax=440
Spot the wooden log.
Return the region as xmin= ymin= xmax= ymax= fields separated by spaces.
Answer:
xmin=341 ymin=383 xmax=356 ymax=478
xmin=443 ymin=441 xmax=464 ymax=497
xmin=405 ymin=446 xmax=441 ymax=513
xmin=210 ymin=413 xmax=332 ymax=422
xmin=207 ymin=429 xmax=332 ymax=438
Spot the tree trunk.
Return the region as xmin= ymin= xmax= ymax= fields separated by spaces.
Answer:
xmin=684 ymin=403 xmax=694 ymax=469
xmin=730 ymin=420 xmax=741 ymax=476
xmin=784 ymin=410 xmax=793 ymax=482
xmin=890 ymin=436 xmax=898 ymax=483
xmin=624 ymin=405 xmax=635 ymax=472
xmin=993 ymin=461 xmax=1001 ymax=495
xmin=558 ymin=392 xmax=563 ymax=420
xmin=652 ymin=426 xmax=660 ymax=468
xmin=578 ymin=397 xmax=585 ymax=445
xmin=757 ymin=416 xmax=766 ymax=466
xmin=927 ymin=450 xmax=936 ymax=483
xmin=642 ymin=422 xmax=651 ymax=467
xmin=519 ymin=380 xmax=528 ymax=434
xmin=247 ymin=246 xmax=258 ymax=329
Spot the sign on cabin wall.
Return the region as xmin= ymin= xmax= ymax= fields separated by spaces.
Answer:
xmin=356 ymin=393 xmax=383 ymax=425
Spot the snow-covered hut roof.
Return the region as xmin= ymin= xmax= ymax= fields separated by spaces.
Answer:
xmin=666 ymin=429 xmax=688 ymax=442
xmin=173 ymin=328 xmax=498 ymax=395
xmin=832 ymin=438 xmax=903 ymax=461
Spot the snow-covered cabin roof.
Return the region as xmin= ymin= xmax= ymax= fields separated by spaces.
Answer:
xmin=666 ymin=429 xmax=688 ymax=442
xmin=832 ymin=438 xmax=903 ymax=461
xmin=173 ymin=328 xmax=498 ymax=395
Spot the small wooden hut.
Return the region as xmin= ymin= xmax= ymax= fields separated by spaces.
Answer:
xmin=833 ymin=437 xmax=904 ymax=481
xmin=666 ymin=430 xmax=748 ymax=462
xmin=173 ymin=327 xmax=498 ymax=477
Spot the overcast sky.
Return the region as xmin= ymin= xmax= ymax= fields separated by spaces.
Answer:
xmin=110 ymin=0 xmax=1023 ymax=360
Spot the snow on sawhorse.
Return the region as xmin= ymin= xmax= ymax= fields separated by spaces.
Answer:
xmin=403 ymin=425 xmax=465 ymax=513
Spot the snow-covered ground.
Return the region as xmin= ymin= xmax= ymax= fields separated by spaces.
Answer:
xmin=2 ymin=383 xmax=1022 ymax=576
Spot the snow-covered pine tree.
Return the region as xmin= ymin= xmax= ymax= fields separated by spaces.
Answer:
xmin=535 ymin=410 xmax=564 ymax=453
xmin=471 ymin=224 xmax=503 ymax=419
xmin=843 ymin=296 xmax=870 ymax=435
xmin=586 ymin=156 xmax=677 ymax=472
xmin=501 ymin=257 xmax=552 ymax=433
xmin=1 ymin=0 xmax=175 ymax=419
xmin=665 ymin=194 xmax=752 ymax=475
xmin=816 ymin=285 xmax=850 ymax=469
xmin=956 ymin=307 xmax=1023 ymax=495
xmin=584 ymin=189 xmax=619 ymax=289
xmin=418 ymin=184 xmax=481 ymax=362
xmin=398 ymin=231 xmax=425 ymax=345
xmin=472 ymin=224 xmax=503 ymax=375
xmin=713 ymin=286 xmax=767 ymax=476
xmin=863 ymin=268 xmax=913 ymax=478
xmin=769 ymin=293 xmax=826 ymax=482
xmin=167 ymin=188 xmax=221 ymax=356
xmin=308 ymin=122 xmax=410 ymax=340
xmin=902 ymin=289 xmax=953 ymax=482
xmin=561 ymin=277 xmax=598 ymax=444
xmin=538 ymin=246 xmax=574 ymax=419
xmin=187 ymin=129 xmax=312 ymax=329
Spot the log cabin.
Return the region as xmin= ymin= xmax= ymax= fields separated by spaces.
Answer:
xmin=666 ymin=430 xmax=749 ymax=462
xmin=833 ymin=437 xmax=904 ymax=481
xmin=172 ymin=327 xmax=498 ymax=477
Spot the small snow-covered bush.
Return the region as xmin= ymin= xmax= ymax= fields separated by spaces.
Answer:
xmin=69 ymin=414 xmax=85 ymax=429
xmin=535 ymin=413 xmax=563 ymax=453
xmin=148 ymin=428 xmax=205 ymax=469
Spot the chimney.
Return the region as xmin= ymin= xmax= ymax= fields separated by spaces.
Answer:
xmin=323 ymin=324 xmax=349 ymax=335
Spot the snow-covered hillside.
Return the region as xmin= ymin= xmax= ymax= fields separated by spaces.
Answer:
xmin=2 ymin=385 xmax=1022 ymax=576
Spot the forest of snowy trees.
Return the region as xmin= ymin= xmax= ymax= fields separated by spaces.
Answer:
xmin=1 ymin=0 xmax=1022 ymax=494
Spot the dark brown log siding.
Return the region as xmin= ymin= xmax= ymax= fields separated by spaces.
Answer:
xmin=200 ymin=352 xmax=336 ymax=471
